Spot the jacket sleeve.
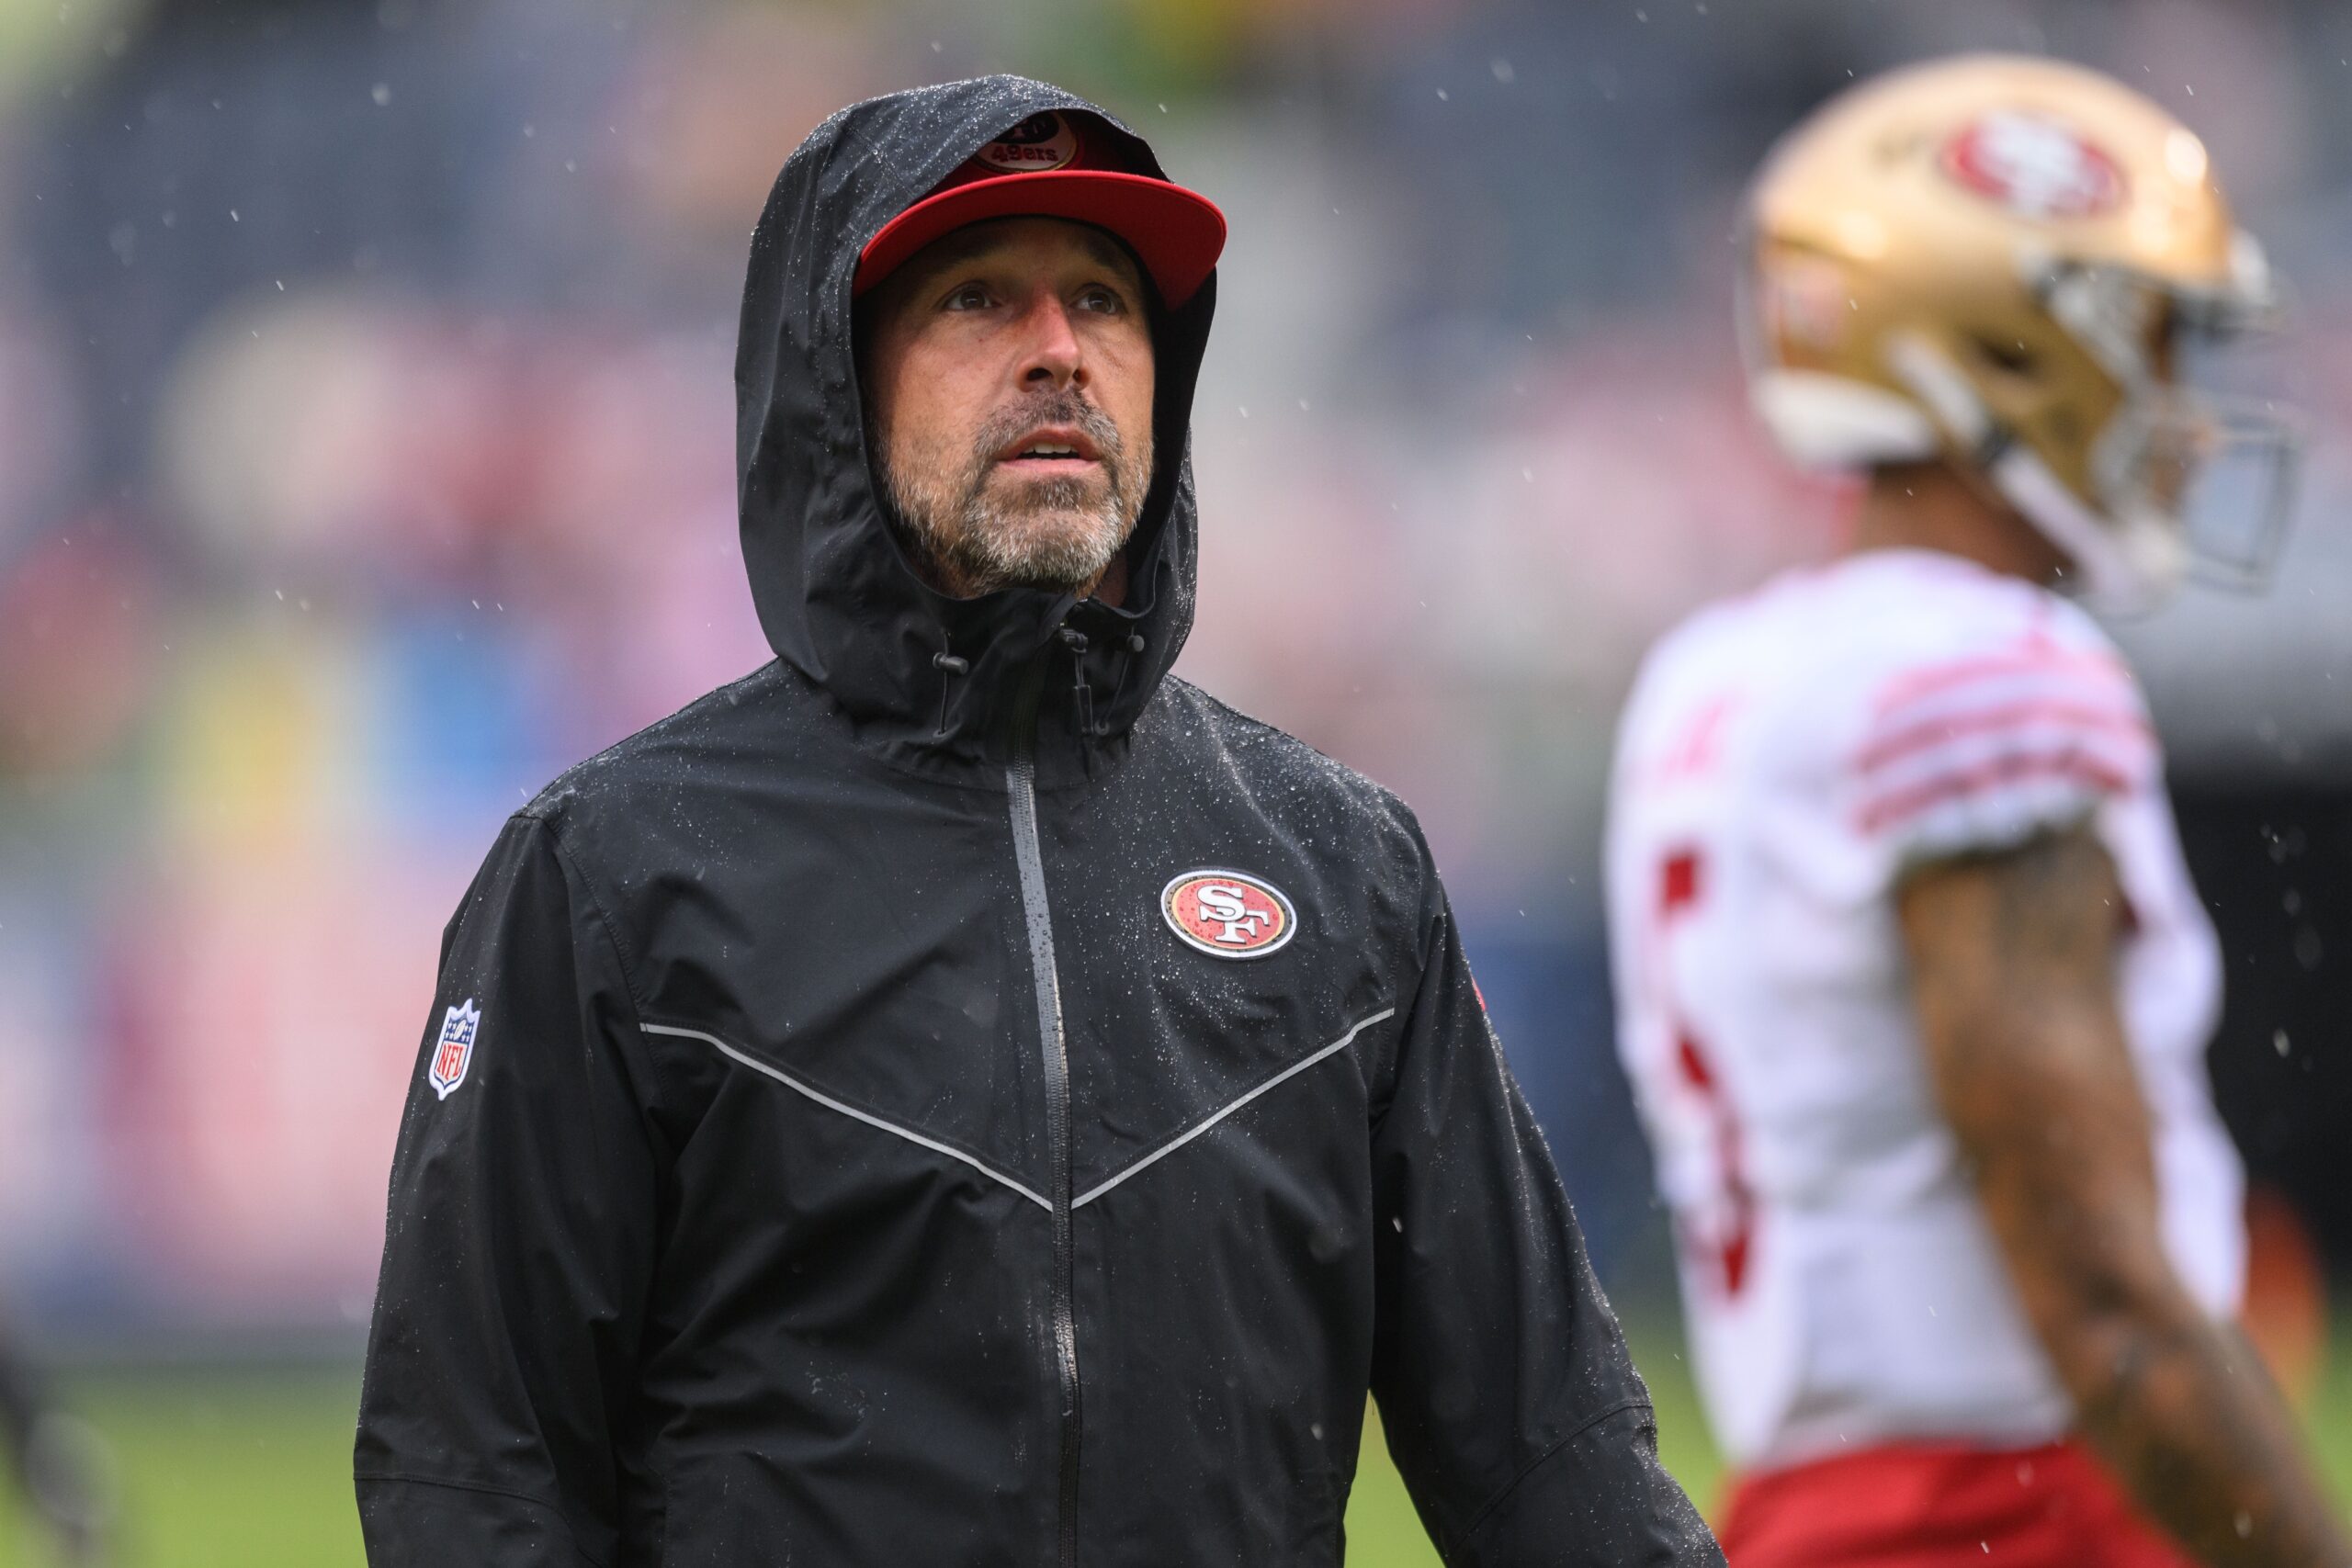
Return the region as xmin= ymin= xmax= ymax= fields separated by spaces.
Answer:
xmin=1368 ymin=876 xmax=1721 ymax=1567
xmin=355 ymin=812 xmax=664 ymax=1568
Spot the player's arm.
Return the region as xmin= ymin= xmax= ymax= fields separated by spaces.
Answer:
xmin=1899 ymin=825 xmax=2352 ymax=1568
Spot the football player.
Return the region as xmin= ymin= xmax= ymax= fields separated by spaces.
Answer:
xmin=1604 ymin=55 xmax=2352 ymax=1568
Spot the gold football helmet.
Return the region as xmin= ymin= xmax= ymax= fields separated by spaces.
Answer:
xmin=1740 ymin=53 xmax=2298 ymax=612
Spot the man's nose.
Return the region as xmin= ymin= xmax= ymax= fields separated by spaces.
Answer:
xmin=1018 ymin=296 xmax=1086 ymax=390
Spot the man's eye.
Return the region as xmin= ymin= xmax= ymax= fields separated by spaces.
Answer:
xmin=944 ymin=284 xmax=993 ymax=310
xmin=1077 ymin=287 xmax=1127 ymax=315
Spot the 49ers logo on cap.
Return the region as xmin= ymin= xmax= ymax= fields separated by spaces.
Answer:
xmin=1162 ymin=870 xmax=1297 ymax=960
xmin=970 ymin=111 xmax=1079 ymax=175
xmin=1940 ymin=111 xmax=2126 ymax=219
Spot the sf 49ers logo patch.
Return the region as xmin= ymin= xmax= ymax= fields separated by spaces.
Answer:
xmin=1161 ymin=870 xmax=1297 ymax=960
xmin=428 ymin=998 xmax=481 ymax=1100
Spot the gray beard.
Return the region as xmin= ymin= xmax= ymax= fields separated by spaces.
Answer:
xmin=880 ymin=392 xmax=1150 ymax=599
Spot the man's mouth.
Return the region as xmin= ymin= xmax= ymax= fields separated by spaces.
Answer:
xmin=995 ymin=425 xmax=1104 ymax=473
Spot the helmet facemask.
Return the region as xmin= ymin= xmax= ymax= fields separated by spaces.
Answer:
xmin=2040 ymin=253 xmax=2301 ymax=609
xmin=1849 ymin=252 xmax=2301 ymax=615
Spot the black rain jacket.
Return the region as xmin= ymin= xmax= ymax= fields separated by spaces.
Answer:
xmin=355 ymin=75 xmax=1719 ymax=1568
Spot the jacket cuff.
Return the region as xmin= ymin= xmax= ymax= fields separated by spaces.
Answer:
xmin=356 ymin=1473 xmax=610 ymax=1568
xmin=1458 ymin=1403 xmax=1722 ymax=1566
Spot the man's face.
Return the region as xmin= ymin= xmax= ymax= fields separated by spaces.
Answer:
xmin=861 ymin=217 xmax=1156 ymax=600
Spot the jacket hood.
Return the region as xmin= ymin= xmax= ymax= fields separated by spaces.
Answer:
xmin=735 ymin=76 xmax=1216 ymax=781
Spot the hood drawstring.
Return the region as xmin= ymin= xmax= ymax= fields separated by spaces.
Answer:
xmin=932 ymin=649 xmax=969 ymax=738
xmin=1056 ymin=629 xmax=1146 ymax=750
xmin=1057 ymin=628 xmax=1145 ymax=776
xmin=933 ymin=631 xmax=1138 ymax=751
xmin=1057 ymin=629 xmax=1096 ymax=745
xmin=1102 ymin=634 xmax=1146 ymax=735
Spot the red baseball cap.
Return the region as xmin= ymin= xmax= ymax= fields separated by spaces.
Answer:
xmin=855 ymin=110 xmax=1227 ymax=308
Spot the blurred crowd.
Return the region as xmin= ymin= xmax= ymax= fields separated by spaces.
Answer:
xmin=2 ymin=0 xmax=2349 ymax=1341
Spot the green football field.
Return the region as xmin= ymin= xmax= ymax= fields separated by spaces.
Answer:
xmin=0 ymin=1325 xmax=2344 ymax=1566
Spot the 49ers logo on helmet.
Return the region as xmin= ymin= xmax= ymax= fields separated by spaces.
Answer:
xmin=970 ymin=111 xmax=1079 ymax=175
xmin=1939 ymin=111 xmax=2126 ymax=219
xmin=1161 ymin=870 xmax=1297 ymax=960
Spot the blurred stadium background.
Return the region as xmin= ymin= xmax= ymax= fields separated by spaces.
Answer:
xmin=0 ymin=0 xmax=2348 ymax=1560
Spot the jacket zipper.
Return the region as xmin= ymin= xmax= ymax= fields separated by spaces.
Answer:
xmin=1005 ymin=658 xmax=1082 ymax=1568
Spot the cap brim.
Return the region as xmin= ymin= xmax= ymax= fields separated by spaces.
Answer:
xmin=856 ymin=171 xmax=1227 ymax=309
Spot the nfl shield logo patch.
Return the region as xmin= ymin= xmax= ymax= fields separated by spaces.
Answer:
xmin=428 ymin=999 xmax=481 ymax=1100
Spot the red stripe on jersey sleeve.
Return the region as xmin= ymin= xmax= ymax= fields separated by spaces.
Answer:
xmin=1866 ymin=646 xmax=2134 ymax=721
xmin=1856 ymin=749 xmax=2133 ymax=836
xmin=1855 ymin=697 xmax=2154 ymax=776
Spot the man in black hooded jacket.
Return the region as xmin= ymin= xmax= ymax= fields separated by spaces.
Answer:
xmin=355 ymin=76 xmax=1721 ymax=1568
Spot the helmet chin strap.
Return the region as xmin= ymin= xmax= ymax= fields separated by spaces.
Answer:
xmin=1883 ymin=333 xmax=2184 ymax=615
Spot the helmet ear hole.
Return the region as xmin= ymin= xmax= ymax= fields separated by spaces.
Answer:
xmin=1968 ymin=334 xmax=2041 ymax=378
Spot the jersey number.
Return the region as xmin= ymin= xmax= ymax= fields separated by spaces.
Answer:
xmin=1658 ymin=848 xmax=1755 ymax=1298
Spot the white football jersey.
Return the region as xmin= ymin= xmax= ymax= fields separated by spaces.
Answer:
xmin=1604 ymin=548 xmax=2244 ymax=1472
